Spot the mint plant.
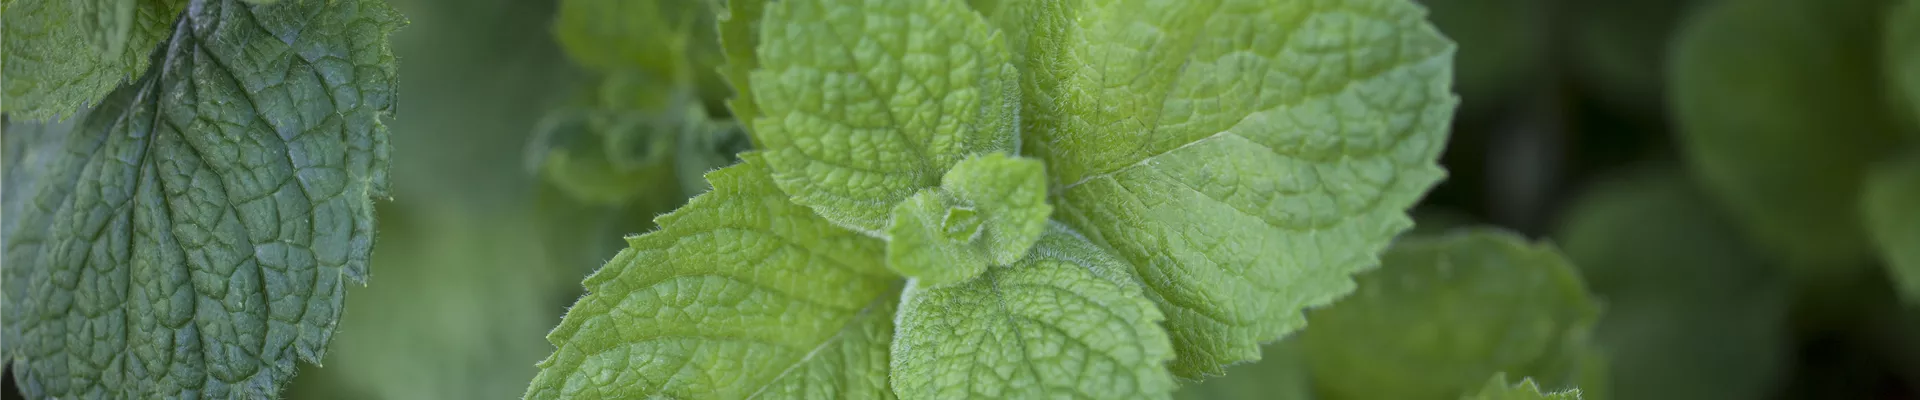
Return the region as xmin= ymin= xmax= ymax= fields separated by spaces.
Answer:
xmin=525 ymin=0 xmax=1458 ymax=397
xmin=0 ymin=0 xmax=404 ymax=397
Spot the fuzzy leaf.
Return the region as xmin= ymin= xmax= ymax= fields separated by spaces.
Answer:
xmin=890 ymin=223 xmax=1176 ymax=399
xmin=748 ymin=0 xmax=1021 ymax=234
xmin=0 ymin=0 xmax=402 ymax=396
xmin=1 ymin=0 xmax=184 ymax=119
xmin=886 ymin=153 xmax=1050 ymax=285
xmin=999 ymin=0 xmax=1457 ymax=377
xmin=526 ymin=155 xmax=902 ymax=400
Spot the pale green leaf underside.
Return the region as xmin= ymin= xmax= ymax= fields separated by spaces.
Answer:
xmin=885 ymin=153 xmax=1050 ymax=285
xmin=527 ymin=155 xmax=901 ymax=400
xmin=1 ymin=0 xmax=183 ymax=119
xmin=749 ymin=0 xmax=1021 ymax=234
xmin=1003 ymin=0 xmax=1456 ymax=377
xmin=1302 ymin=230 xmax=1598 ymax=400
xmin=1865 ymin=154 xmax=1920 ymax=302
xmin=891 ymin=223 xmax=1176 ymax=399
xmin=1463 ymin=374 xmax=1582 ymax=400
xmin=0 ymin=0 xmax=401 ymax=397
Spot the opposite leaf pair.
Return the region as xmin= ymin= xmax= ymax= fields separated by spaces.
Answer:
xmin=527 ymin=0 xmax=1457 ymax=397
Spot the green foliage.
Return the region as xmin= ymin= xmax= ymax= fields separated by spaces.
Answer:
xmin=0 ymin=0 xmax=404 ymax=397
xmin=529 ymin=0 xmax=1457 ymax=397
xmin=1555 ymin=168 xmax=1790 ymax=400
xmin=1671 ymin=0 xmax=1905 ymax=271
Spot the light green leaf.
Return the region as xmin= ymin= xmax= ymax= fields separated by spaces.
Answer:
xmin=749 ymin=0 xmax=1021 ymax=234
xmin=1462 ymin=374 xmax=1581 ymax=400
xmin=0 ymin=0 xmax=402 ymax=397
xmin=890 ymin=223 xmax=1176 ymax=399
xmin=1 ymin=0 xmax=184 ymax=119
xmin=1671 ymin=0 xmax=1902 ymax=270
xmin=885 ymin=153 xmax=1050 ymax=285
xmin=720 ymin=0 xmax=768 ymax=133
xmin=526 ymin=155 xmax=902 ymax=400
xmin=1301 ymin=230 xmax=1599 ymax=400
xmin=1865 ymin=154 xmax=1920 ymax=302
xmin=1000 ymin=0 xmax=1456 ymax=377
xmin=1555 ymin=167 xmax=1789 ymax=400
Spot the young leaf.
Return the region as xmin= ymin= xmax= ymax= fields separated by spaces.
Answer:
xmin=890 ymin=223 xmax=1176 ymax=399
xmin=1463 ymin=374 xmax=1582 ymax=400
xmin=748 ymin=0 xmax=1021 ymax=234
xmin=1865 ymin=154 xmax=1920 ymax=302
xmin=1671 ymin=0 xmax=1903 ymax=269
xmin=885 ymin=153 xmax=1050 ymax=285
xmin=1300 ymin=230 xmax=1599 ymax=400
xmin=0 ymin=0 xmax=403 ymax=397
xmin=1 ymin=0 xmax=184 ymax=119
xmin=1000 ymin=0 xmax=1457 ymax=377
xmin=526 ymin=155 xmax=902 ymax=400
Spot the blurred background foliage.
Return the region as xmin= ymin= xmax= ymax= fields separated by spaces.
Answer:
xmin=9 ymin=0 xmax=1920 ymax=398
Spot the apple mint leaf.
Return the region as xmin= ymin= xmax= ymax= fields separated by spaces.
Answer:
xmin=1671 ymin=0 xmax=1901 ymax=269
xmin=1 ymin=0 xmax=184 ymax=119
xmin=1555 ymin=168 xmax=1789 ymax=400
xmin=1865 ymin=154 xmax=1920 ymax=302
xmin=0 ymin=0 xmax=402 ymax=397
xmin=525 ymin=155 xmax=902 ymax=400
xmin=1301 ymin=230 xmax=1599 ymax=400
xmin=1464 ymin=374 xmax=1582 ymax=400
xmin=890 ymin=223 xmax=1176 ymax=399
xmin=885 ymin=153 xmax=1049 ymax=285
xmin=748 ymin=0 xmax=1020 ymax=234
xmin=996 ymin=0 xmax=1456 ymax=377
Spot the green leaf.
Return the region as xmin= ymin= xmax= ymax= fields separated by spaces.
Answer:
xmin=0 ymin=0 xmax=403 ymax=397
xmin=999 ymin=0 xmax=1457 ymax=377
xmin=1301 ymin=230 xmax=1599 ymax=400
xmin=1887 ymin=0 xmax=1920 ymax=135
xmin=1170 ymin=340 xmax=1315 ymax=400
xmin=1462 ymin=374 xmax=1581 ymax=400
xmin=748 ymin=0 xmax=1021 ymax=234
xmin=1865 ymin=154 xmax=1920 ymax=302
xmin=720 ymin=0 xmax=768 ymax=132
xmin=526 ymin=155 xmax=902 ymax=400
xmin=890 ymin=223 xmax=1176 ymax=399
xmin=1 ymin=0 xmax=184 ymax=119
xmin=885 ymin=153 xmax=1050 ymax=285
xmin=1554 ymin=167 xmax=1789 ymax=400
xmin=1671 ymin=0 xmax=1903 ymax=270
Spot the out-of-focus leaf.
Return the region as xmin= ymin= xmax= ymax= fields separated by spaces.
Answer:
xmin=1300 ymin=229 xmax=1601 ymax=400
xmin=1462 ymin=374 xmax=1581 ymax=400
xmin=1671 ymin=0 xmax=1903 ymax=271
xmin=1555 ymin=168 xmax=1789 ymax=400
xmin=1864 ymin=154 xmax=1920 ymax=302
xmin=1566 ymin=0 xmax=1699 ymax=114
